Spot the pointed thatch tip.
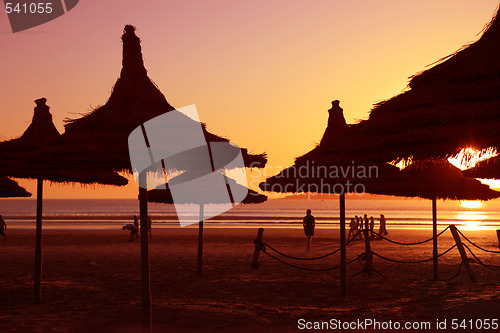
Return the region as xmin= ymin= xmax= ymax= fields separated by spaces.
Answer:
xmin=35 ymin=97 xmax=47 ymax=108
xmin=124 ymin=25 xmax=136 ymax=34
xmin=121 ymin=24 xmax=147 ymax=76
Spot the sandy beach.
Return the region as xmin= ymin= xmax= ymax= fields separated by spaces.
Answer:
xmin=0 ymin=227 xmax=498 ymax=332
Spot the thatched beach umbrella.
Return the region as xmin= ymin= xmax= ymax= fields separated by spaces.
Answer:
xmin=0 ymin=176 xmax=31 ymax=198
xmin=148 ymin=174 xmax=267 ymax=275
xmin=462 ymin=155 xmax=500 ymax=179
xmin=0 ymin=98 xmax=128 ymax=304
xmin=260 ymin=100 xmax=400 ymax=295
xmin=368 ymin=160 xmax=500 ymax=279
xmin=22 ymin=25 xmax=266 ymax=330
xmin=343 ymin=6 xmax=500 ymax=163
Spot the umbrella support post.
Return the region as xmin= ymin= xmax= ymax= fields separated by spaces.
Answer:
xmin=339 ymin=193 xmax=347 ymax=296
xmin=139 ymin=173 xmax=152 ymax=333
xmin=251 ymin=228 xmax=265 ymax=269
xmin=197 ymin=204 xmax=204 ymax=276
xmin=496 ymin=230 xmax=500 ymax=250
xmin=449 ymin=225 xmax=477 ymax=283
xmin=34 ymin=178 xmax=43 ymax=304
xmin=432 ymin=197 xmax=438 ymax=281
xmin=363 ymin=215 xmax=372 ymax=278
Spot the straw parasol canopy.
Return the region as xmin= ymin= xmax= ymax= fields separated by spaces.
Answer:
xmin=0 ymin=98 xmax=128 ymax=185
xmin=338 ymin=6 xmax=500 ymax=163
xmin=369 ymin=160 xmax=500 ymax=200
xmin=260 ymin=100 xmax=400 ymax=195
xmin=462 ymin=155 xmax=500 ymax=179
xmin=0 ymin=176 xmax=31 ymax=198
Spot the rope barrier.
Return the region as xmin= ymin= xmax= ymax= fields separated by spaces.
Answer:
xmin=457 ymin=230 xmax=500 ymax=254
xmin=372 ymin=244 xmax=457 ymax=264
xmin=371 ymin=226 xmax=450 ymax=246
xmin=462 ymin=243 xmax=500 ymax=271
xmin=261 ymin=249 xmax=364 ymax=272
xmin=438 ymin=262 xmax=463 ymax=282
xmin=259 ymin=230 xmax=363 ymax=261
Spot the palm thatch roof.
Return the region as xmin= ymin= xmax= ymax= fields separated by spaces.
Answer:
xmin=0 ymin=98 xmax=59 ymax=167
xmin=0 ymin=176 xmax=31 ymax=198
xmin=24 ymin=25 xmax=266 ymax=175
xmin=462 ymin=155 xmax=500 ymax=179
xmin=0 ymin=99 xmax=128 ymax=186
xmin=260 ymin=100 xmax=400 ymax=194
xmin=332 ymin=6 xmax=500 ymax=163
xmin=369 ymin=160 xmax=500 ymax=200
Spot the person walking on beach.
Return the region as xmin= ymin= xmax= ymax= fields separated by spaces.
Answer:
xmin=129 ymin=215 xmax=139 ymax=241
xmin=369 ymin=216 xmax=375 ymax=238
xmin=348 ymin=218 xmax=356 ymax=239
xmin=379 ymin=214 xmax=388 ymax=236
xmin=303 ymin=209 xmax=315 ymax=251
xmin=0 ymin=215 xmax=6 ymax=240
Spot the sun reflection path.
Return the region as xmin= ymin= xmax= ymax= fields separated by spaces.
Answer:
xmin=457 ymin=200 xmax=489 ymax=230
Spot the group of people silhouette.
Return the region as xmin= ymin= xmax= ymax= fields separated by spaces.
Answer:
xmin=302 ymin=210 xmax=389 ymax=251
xmin=348 ymin=214 xmax=387 ymax=240
xmin=122 ymin=215 xmax=152 ymax=241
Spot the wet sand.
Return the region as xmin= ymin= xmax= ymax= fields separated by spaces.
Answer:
xmin=0 ymin=227 xmax=499 ymax=332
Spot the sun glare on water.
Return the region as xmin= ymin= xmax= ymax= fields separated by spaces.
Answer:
xmin=460 ymin=200 xmax=483 ymax=209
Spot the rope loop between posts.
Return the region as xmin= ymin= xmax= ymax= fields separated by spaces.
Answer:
xmin=371 ymin=226 xmax=450 ymax=246
xmin=260 ymin=247 xmax=365 ymax=272
xmin=372 ymin=244 xmax=457 ymax=264
xmin=457 ymin=229 xmax=500 ymax=254
xmin=462 ymin=243 xmax=500 ymax=271
xmin=260 ymin=230 xmax=363 ymax=261
xmin=437 ymin=262 xmax=463 ymax=281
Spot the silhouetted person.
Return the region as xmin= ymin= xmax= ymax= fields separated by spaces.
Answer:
xmin=129 ymin=215 xmax=139 ymax=241
xmin=379 ymin=214 xmax=388 ymax=236
xmin=0 ymin=215 xmax=6 ymax=240
xmin=348 ymin=218 xmax=356 ymax=239
xmin=303 ymin=209 xmax=315 ymax=251
xmin=358 ymin=214 xmax=364 ymax=240
xmin=370 ymin=216 xmax=375 ymax=238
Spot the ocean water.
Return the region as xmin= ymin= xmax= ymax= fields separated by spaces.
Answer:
xmin=1 ymin=197 xmax=500 ymax=231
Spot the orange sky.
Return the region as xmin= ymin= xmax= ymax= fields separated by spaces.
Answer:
xmin=1 ymin=0 xmax=499 ymax=198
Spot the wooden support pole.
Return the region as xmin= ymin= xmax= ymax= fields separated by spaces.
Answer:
xmin=497 ymin=230 xmax=500 ymax=250
xmin=251 ymin=228 xmax=264 ymax=269
xmin=432 ymin=197 xmax=438 ymax=281
xmin=363 ymin=214 xmax=372 ymax=278
xmin=449 ymin=225 xmax=477 ymax=283
xmin=34 ymin=178 xmax=43 ymax=304
xmin=340 ymin=193 xmax=347 ymax=296
xmin=139 ymin=173 xmax=152 ymax=333
xmin=197 ymin=204 xmax=204 ymax=276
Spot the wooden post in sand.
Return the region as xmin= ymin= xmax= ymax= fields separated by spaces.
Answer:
xmin=139 ymin=172 xmax=152 ymax=332
xmin=339 ymin=193 xmax=347 ymax=296
xmin=496 ymin=230 xmax=500 ymax=250
xmin=197 ymin=204 xmax=204 ymax=276
xmin=363 ymin=215 xmax=372 ymax=277
xmin=251 ymin=228 xmax=264 ymax=269
xmin=449 ymin=225 xmax=477 ymax=283
xmin=34 ymin=178 xmax=43 ymax=304
xmin=432 ymin=197 xmax=438 ymax=281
